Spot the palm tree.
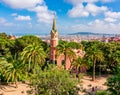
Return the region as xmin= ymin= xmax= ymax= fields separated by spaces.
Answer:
xmin=0 ymin=56 xmax=24 ymax=88
xmin=72 ymin=57 xmax=87 ymax=71
xmin=56 ymin=41 xmax=76 ymax=69
xmin=71 ymin=57 xmax=87 ymax=79
xmin=0 ymin=57 xmax=8 ymax=84
xmin=21 ymin=44 xmax=46 ymax=73
xmin=85 ymin=45 xmax=104 ymax=81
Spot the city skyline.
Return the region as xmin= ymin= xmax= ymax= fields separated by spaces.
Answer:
xmin=0 ymin=0 xmax=120 ymax=35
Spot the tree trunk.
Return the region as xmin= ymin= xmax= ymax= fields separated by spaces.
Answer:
xmin=15 ymin=77 xmax=18 ymax=88
xmin=0 ymin=78 xmax=1 ymax=85
xmin=92 ymin=60 xmax=96 ymax=81
xmin=64 ymin=52 xmax=67 ymax=70
xmin=99 ymin=62 xmax=101 ymax=77
xmin=33 ymin=55 xmax=36 ymax=74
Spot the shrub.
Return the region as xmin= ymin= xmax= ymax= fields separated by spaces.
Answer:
xmin=30 ymin=65 xmax=80 ymax=95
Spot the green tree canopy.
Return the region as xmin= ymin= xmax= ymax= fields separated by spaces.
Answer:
xmin=0 ymin=56 xmax=25 ymax=88
xmin=0 ymin=32 xmax=8 ymax=39
xmin=56 ymin=41 xmax=76 ymax=68
xmin=85 ymin=44 xmax=104 ymax=81
xmin=68 ymin=41 xmax=82 ymax=49
xmin=10 ymin=35 xmax=46 ymax=56
xmin=21 ymin=44 xmax=46 ymax=73
xmin=107 ymin=67 xmax=120 ymax=95
xmin=30 ymin=64 xmax=79 ymax=95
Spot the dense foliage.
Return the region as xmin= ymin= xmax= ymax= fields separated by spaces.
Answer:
xmin=56 ymin=41 xmax=76 ymax=68
xmin=21 ymin=44 xmax=46 ymax=73
xmin=107 ymin=67 xmax=120 ymax=95
xmin=0 ymin=56 xmax=25 ymax=87
xmin=0 ymin=33 xmax=47 ymax=86
xmin=1 ymin=32 xmax=120 ymax=94
xmin=82 ymin=41 xmax=120 ymax=76
xmin=30 ymin=65 xmax=79 ymax=95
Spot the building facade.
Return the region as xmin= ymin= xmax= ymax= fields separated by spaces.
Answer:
xmin=50 ymin=18 xmax=58 ymax=63
xmin=50 ymin=19 xmax=86 ymax=71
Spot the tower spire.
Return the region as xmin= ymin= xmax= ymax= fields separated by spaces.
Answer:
xmin=52 ymin=13 xmax=56 ymax=30
xmin=50 ymin=12 xmax=58 ymax=63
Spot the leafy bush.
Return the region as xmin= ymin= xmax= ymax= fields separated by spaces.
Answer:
xmin=107 ymin=67 xmax=120 ymax=95
xmin=30 ymin=65 xmax=80 ymax=95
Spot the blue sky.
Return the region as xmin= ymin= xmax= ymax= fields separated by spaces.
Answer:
xmin=0 ymin=0 xmax=120 ymax=35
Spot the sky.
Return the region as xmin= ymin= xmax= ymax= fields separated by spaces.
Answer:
xmin=0 ymin=0 xmax=120 ymax=35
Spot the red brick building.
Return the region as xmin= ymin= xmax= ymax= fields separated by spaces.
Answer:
xmin=50 ymin=19 xmax=85 ymax=70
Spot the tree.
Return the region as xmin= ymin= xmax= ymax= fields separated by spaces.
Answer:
xmin=101 ymin=42 xmax=120 ymax=73
xmin=72 ymin=57 xmax=86 ymax=68
xmin=10 ymin=35 xmax=44 ymax=56
xmin=21 ymin=44 xmax=46 ymax=73
xmin=68 ymin=41 xmax=82 ymax=49
xmin=56 ymin=41 xmax=76 ymax=68
xmin=0 ymin=57 xmax=8 ymax=83
xmin=71 ymin=57 xmax=87 ymax=79
xmin=0 ymin=32 xmax=8 ymax=39
xmin=30 ymin=64 xmax=79 ymax=95
xmin=85 ymin=45 xmax=104 ymax=81
xmin=0 ymin=56 xmax=24 ymax=88
xmin=0 ymin=38 xmax=10 ymax=55
xmin=107 ymin=67 xmax=120 ymax=95
xmin=72 ymin=56 xmax=87 ymax=73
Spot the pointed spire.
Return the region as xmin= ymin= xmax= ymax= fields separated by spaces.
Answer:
xmin=52 ymin=19 xmax=56 ymax=30
xmin=52 ymin=12 xmax=57 ymax=30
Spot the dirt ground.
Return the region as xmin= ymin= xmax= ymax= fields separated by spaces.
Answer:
xmin=0 ymin=83 xmax=33 ymax=95
xmin=78 ymin=75 xmax=110 ymax=95
xmin=0 ymin=75 xmax=109 ymax=95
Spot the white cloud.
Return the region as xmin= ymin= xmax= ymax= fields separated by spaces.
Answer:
xmin=104 ymin=11 xmax=120 ymax=23
xmin=65 ymin=0 xmax=98 ymax=5
xmin=11 ymin=13 xmax=18 ymax=16
xmin=104 ymin=17 xmax=117 ymax=22
xmin=37 ymin=12 xmax=54 ymax=23
xmin=68 ymin=3 xmax=108 ymax=17
xmin=87 ymin=20 xmax=120 ymax=34
xmin=105 ymin=11 xmax=120 ymax=19
xmin=1 ymin=0 xmax=55 ymax=24
xmin=66 ymin=0 xmax=116 ymax=19
xmin=88 ymin=19 xmax=104 ymax=26
xmin=29 ymin=5 xmax=47 ymax=13
xmin=0 ymin=18 xmax=13 ymax=26
xmin=85 ymin=3 xmax=108 ymax=16
xmin=65 ymin=0 xmax=114 ymax=5
xmin=68 ymin=4 xmax=89 ymax=18
xmin=1 ymin=0 xmax=44 ymax=9
xmin=69 ymin=19 xmax=120 ymax=34
xmin=15 ymin=15 xmax=31 ymax=21
xmin=29 ymin=5 xmax=54 ymax=23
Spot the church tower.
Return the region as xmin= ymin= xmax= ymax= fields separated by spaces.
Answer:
xmin=50 ymin=18 xmax=58 ymax=63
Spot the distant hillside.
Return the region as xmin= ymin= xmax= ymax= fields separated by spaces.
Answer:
xmin=69 ymin=32 xmax=115 ymax=36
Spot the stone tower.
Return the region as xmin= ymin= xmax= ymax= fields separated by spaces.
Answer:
xmin=50 ymin=18 xmax=58 ymax=63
